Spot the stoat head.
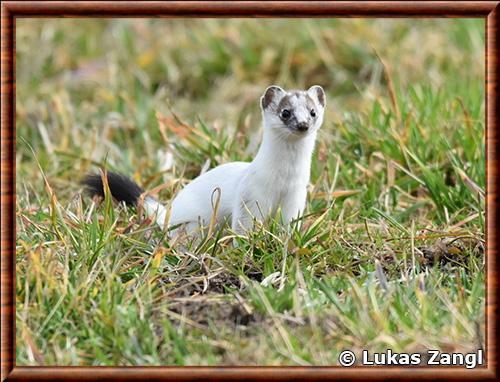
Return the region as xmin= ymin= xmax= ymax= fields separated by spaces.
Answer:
xmin=260 ymin=85 xmax=326 ymax=139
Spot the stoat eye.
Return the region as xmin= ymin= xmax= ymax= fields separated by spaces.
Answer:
xmin=281 ymin=109 xmax=291 ymax=119
xmin=310 ymin=109 xmax=316 ymax=117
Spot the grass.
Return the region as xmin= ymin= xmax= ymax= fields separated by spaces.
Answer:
xmin=15 ymin=18 xmax=485 ymax=366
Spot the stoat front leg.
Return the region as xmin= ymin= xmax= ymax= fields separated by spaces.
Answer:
xmin=231 ymin=198 xmax=262 ymax=235
xmin=280 ymin=186 xmax=307 ymax=227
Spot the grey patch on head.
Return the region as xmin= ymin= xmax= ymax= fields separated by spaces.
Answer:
xmin=277 ymin=94 xmax=296 ymax=125
xmin=277 ymin=94 xmax=293 ymax=113
xmin=277 ymin=91 xmax=304 ymax=109
xmin=305 ymin=94 xmax=317 ymax=113
xmin=261 ymin=86 xmax=285 ymax=110
xmin=278 ymin=92 xmax=314 ymax=112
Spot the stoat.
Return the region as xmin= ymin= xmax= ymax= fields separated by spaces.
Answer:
xmin=83 ymin=85 xmax=326 ymax=236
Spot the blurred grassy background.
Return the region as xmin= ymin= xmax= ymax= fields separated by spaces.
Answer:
xmin=16 ymin=18 xmax=485 ymax=366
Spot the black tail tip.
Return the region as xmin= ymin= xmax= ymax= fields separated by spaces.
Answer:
xmin=82 ymin=171 xmax=144 ymax=206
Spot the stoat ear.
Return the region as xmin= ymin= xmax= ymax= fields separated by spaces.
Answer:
xmin=261 ymin=85 xmax=286 ymax=110
xmin=307 ymin=85 xmax=326 ymax=108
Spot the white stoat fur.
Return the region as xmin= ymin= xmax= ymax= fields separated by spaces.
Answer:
xmin=87 ymin=85 xmax=326 ymax=236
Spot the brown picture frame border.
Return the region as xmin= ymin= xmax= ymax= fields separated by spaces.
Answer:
xmin=1 ymin=1 xmax=498 ymax=381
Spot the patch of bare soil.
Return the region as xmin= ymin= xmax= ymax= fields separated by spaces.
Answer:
xmin=157 ymin=270 xmax=264 ymax=329
xmin=168 ymin=297 xmax=263 ymax=328
xmin=418 ymin=237 xmax=484 ymax=267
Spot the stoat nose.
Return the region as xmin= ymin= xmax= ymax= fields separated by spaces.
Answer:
xmin=296 ymin=122 xmax=309 ymax=132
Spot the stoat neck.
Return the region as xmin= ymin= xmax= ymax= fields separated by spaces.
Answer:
xmin=251 ymin=126 xmax=317 ymax=183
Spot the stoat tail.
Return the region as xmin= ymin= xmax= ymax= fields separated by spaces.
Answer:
xmin=82 ymin=171 xmax=168 ymax=229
